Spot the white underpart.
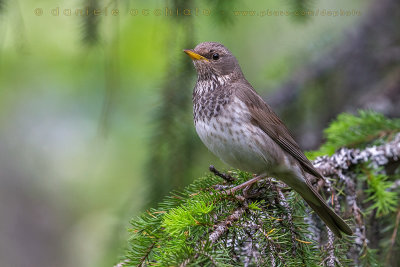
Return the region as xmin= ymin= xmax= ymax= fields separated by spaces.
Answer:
xmin=195 ymin=96 xmax=307 ymax=189
xmin=195 ymin=97 xmax=276 ymax=174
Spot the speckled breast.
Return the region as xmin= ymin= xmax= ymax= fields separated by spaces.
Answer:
xmin=194 ymin=97 xmax=277 ymax=174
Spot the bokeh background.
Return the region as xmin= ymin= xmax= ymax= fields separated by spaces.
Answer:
xmin=1 ymin=0 xmax=399 ymax=266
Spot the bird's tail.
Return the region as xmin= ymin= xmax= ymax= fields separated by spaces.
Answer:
xmin=298 ymin=182 xmax=353 ymax=238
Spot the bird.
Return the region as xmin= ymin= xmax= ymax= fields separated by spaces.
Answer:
xmin=184 ymin=42 xmax=352 ymax=238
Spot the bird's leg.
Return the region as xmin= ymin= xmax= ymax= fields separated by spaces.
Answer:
xmin=242 ymin=177 xmax=270 ymax=198
xmin=209 ymin=165 xmax=236 ymax=183
xmin=242 ymin=184 xmax=263 ymax=199
xmin=223 ymin=174 xmax=267 ymax=195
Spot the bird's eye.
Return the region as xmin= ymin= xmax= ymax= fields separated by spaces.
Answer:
xmin=212 ymin=53 xmax=219 ymax=60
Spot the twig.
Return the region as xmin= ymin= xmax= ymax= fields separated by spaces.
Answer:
xmin=222 ymin=174 xmax=267 ymax=195
xmin=385 ymin=207 xmax=400 ymax=265
xmin=209 ymin=165 xmax=236 ymax=182
xmin=344 ymin=172 xmax=367 ymax=265
xmin=276 ymin=186 xmax=297 ymax=256
xmin=322 ymin=183 xmax=340 ymax=267
xmin=138 ymin=242 xmax=155 ymax=266
xmin=323 ymin=230 xmax=340 ymax=267
xmin=209 ymin=206 xmax=248 ymax=243
xmin=179 ymin=257 xmax=191 ymax=267
xmin=257 ymin=226 xmax=285 ymax=265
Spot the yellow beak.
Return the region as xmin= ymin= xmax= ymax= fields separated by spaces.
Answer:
xmin=183 ymin=50 xmax=208 ymax=61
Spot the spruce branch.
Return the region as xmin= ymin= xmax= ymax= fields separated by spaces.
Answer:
xmin=324 ymin=230 xmax=341 ymax=267
xmin=209 ymin=165 xmax=236 ymax=183
xmin=276 ymin=185 xmax=297 ymax=256
xmin=122 ymin=113 xmax=400 ymax=266
xmin=313 ymin=132 xmax=400 ymax=178
xmin=209 ymin=205 xmax=248 ymax=244
xmin=344 ymin=173 xmax=367 ymax=265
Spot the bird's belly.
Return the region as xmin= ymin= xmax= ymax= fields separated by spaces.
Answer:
xmin=195 ymin=116 xmax=276 ymax=174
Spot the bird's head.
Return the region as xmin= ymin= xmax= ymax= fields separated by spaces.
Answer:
xmin=184 ymin=42 xmax=243 ymax=81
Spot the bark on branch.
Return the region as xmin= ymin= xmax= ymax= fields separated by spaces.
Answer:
xmin=312 ymin=133 xmax=400 ymax=177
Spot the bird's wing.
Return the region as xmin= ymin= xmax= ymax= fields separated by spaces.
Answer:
xmin=233 ymin=81 xmax=324 ymax=179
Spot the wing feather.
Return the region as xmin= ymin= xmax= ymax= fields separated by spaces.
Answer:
xmin=233 ymin=81 xmax=323 ymax=179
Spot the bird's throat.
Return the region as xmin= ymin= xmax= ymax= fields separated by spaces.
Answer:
xmin=192 ymin=75 xmax=233 ymax=123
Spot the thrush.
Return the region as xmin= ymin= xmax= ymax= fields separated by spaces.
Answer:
xmin=184 ymin=42 xmax=352 ymax=238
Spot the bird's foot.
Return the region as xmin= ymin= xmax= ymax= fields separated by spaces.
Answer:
xmin=209 ymin=165 xmax=236 ymax=183
xmin=222 ymin=174 xmax=267 ymax=196
xmin=242 ymin=184 xmax=265 ymax=198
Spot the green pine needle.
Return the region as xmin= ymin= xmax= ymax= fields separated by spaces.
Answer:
xmin=359 ymin=167 xmax=398 ymax=216
xmin=306 ymin=110 xmax=400 ymax=159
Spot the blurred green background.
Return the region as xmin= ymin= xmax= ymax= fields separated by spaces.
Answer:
xmin=3 ymin=0 xmax=400 ymax=266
